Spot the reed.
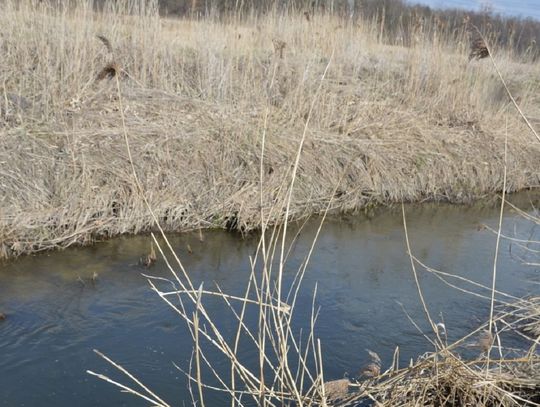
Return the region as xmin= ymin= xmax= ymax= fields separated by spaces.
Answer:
xmin=87 ymin=63 xmax=336 ymax=405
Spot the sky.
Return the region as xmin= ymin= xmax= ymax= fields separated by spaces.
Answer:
xmin=406 ymin=0 xmax=540 ymax=20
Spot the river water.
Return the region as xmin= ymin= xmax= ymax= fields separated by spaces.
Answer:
xmin=1 ymin=194 xmax=539 ymax=406
xmin=407 ymin=0 xmax=540 ymax=20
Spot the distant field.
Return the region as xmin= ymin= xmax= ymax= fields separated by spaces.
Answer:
xmin=1 ymin=0 xmax=540 ymax=259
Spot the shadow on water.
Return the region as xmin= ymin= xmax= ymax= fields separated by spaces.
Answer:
xmin=1 ymin=191 xmax=539 ymax=406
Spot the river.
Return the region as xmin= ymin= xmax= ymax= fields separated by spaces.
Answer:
xmin=1 ymin=194 xmax=539 ymax=406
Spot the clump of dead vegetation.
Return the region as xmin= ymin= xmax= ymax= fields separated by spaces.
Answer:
xmin=521 ymin=297 xmax=540 ymax=338
xmin=497 ymin=295 xmax=540 ymax=341
xmin=359 ymin=355 xmax=539 ymax=406
xmin=327 ymin=307 xmax=540 ymax=406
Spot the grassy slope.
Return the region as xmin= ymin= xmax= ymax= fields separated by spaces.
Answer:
xmin=1 ymin=0 xmax=540 ymax=258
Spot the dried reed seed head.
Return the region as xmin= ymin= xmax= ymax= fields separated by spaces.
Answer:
xmin=360 ymin=349 xmax=382 ymax=378
xmin=96 ymin=34 xmax=113 ymax=54
xmin=362 ymin=362 xmax=381 ymax=378
xmin=478 ymin=330 xmax=494 ymax=353
xmin=96 ymin=62 xmax=120 ymax=81
xmin=96 ymin=35 xmax=119 ymax=81
xmin=272 ymin=39 xmax=286 ymax=50
xmin=139 ymin=243 xmax=157 ymax=267
xmin=469 ymin=37 xmax=489 ymax=61
xmin=139 ymin=255 xmax=155 ymax=267
xmin=367 ymin=349 xmax=381 ymax=365
xmin=149 ymin=243 xmax=157 ymax=262
xmin=272 ymin=39 xmax=286 ymax=59
xmin=324 ymin=378 xmax=350 ymax=401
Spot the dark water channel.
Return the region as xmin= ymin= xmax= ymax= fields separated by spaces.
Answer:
xmin=1 ymin=194 xmax=540 ymax=406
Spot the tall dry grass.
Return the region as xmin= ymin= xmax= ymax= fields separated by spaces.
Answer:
xmin=1 ymin=0 xmax=540 ymax=260
xmin=0 ymin=2 xmax=536 ymax=405
xmin=86 ymin=47 xmax=338 ymax=406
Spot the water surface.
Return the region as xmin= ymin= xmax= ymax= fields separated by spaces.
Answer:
xmin=1 ymin=194 xmax=539 ymax=406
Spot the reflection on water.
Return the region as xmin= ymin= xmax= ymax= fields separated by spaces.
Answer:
xmin=1 ymin=193 xmax=539 ymax=406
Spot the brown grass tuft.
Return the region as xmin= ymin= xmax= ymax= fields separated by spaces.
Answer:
xmin=337 ymin=297 xmax=540 ymax=406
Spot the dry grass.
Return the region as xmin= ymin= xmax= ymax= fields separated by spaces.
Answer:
xmin=1 ymin=0 xmax=540 ymax=261
xmin=324 ymin=378 xmax=351 ymax=403
xmin=522 ymin=297 xmax=540 ymax=337
xmin=346 ymin=352 xmax=540 ymax=406
xmin=315 ymin=293 xmax=540 ymax=406
xmin=502 ymin=296 xmax=540 ymax=343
